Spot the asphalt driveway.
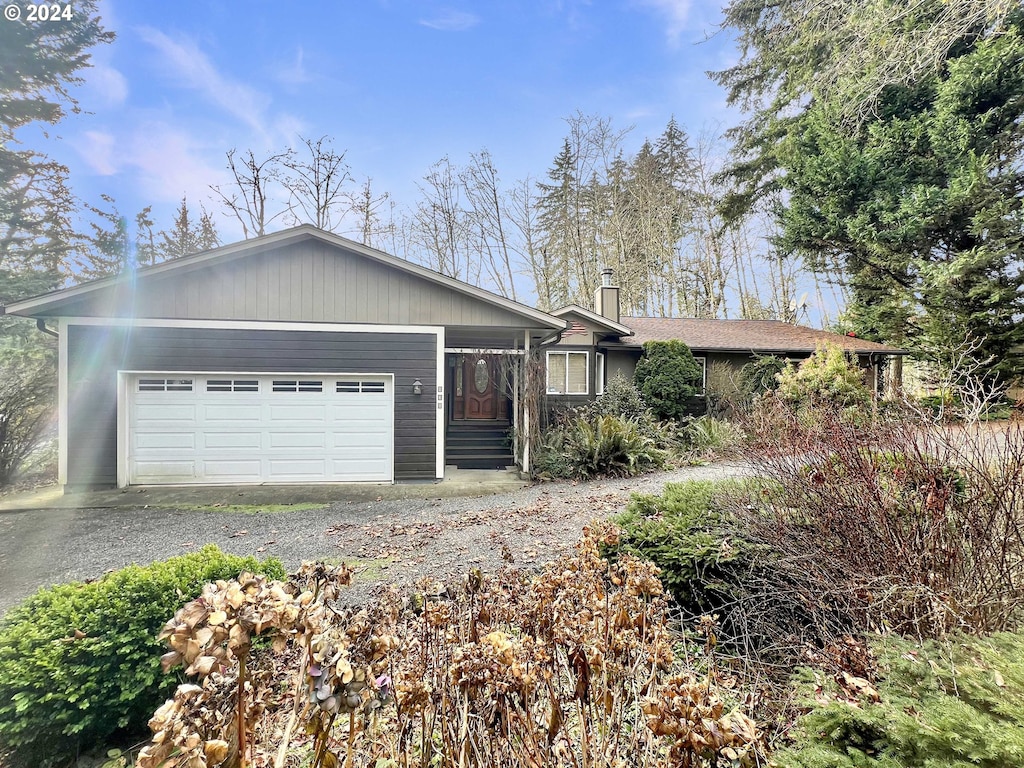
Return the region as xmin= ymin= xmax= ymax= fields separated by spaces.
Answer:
xmin=0 ymin=461 xmax=751 ymax=617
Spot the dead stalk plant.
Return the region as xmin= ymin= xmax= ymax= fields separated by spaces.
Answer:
xmin=136 ymin=526 xmax=764 ymax=768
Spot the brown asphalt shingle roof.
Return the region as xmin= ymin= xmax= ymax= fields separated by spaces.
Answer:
xmin=615 ymin=317 xmax=905 ymax=355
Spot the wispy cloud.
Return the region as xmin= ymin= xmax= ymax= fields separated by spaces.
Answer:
xmin=276 ymin=46 xmax=311 ymax=87
xmin=419 ymin=9 xmax=480 ymax=31
xmin=137 ymin=26 xmax=275 ymax=138
xmin=87 ymin=63 xmax=129 ymax=108
xmin=636 ymin=0 xmax=693 ymax=45
xmin=75 ymin=130 xmax=119 ymax=175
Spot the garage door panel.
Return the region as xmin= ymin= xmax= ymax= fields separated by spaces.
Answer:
xmin=332 ymin=432 xmax=390 ymax=450
xmin=201 ymin=404 xmax=264 ymax=422
xmin=268 ymin=404 xmax=328 ymax=422
xmin=201 ymin=460 xmax=264 ymax=481
xmin=128 ymin=374 xmax=394 ymax=484
xmin=135 ymin=432 xmax=197 ymax=450
xmin=202 ymin=432 xmax=263 ymax=449
xmin=268 ymin=458 xmax=328 ymax=479
xmin=133 ymin=460 xmax=196 ymax=482
xmin=134 ymin=404 xmax=197 ymax=422
xmin=268 ymin=432 xmax=327 ymax=449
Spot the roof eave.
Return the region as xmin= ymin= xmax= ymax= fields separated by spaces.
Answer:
xmin=599 ymin=341 xmax=907 ymax=355
xmin=550 ymin=304 xmax=634 ymax=336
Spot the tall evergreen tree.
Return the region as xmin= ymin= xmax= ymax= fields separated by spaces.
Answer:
xmin=715 ymin=0 xmax=1024 ymax=381
xmin=0 ymin=0 xmax=113 ymax=303
xmin=157 ymin=197 xmax=220 ymax=261
xmin=79 ymin=194 xmax=131 ymax=280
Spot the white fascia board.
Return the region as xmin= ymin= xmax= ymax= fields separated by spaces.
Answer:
xmin=436 ymin=326 xmax=446 ymax=479
xmin=57 ymin=318 xmax=68 ymax=487
xmin=63 ymin=317 xmax=445 ymax=336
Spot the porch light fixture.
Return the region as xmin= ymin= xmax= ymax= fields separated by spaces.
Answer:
xmin=412 ymin=379 xmax=423 ymax=395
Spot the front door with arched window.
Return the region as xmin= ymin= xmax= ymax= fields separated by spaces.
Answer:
xmin=451 ymin=354 xmax=508 ymax=421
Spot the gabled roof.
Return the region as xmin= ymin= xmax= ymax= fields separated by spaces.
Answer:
xmin=612 ymin=317 xmax=906 ymax=355
xmin=2 ymin=225 xmax=566 ymax=330
xmin=550 ymin=304 xmax=634 ymax=336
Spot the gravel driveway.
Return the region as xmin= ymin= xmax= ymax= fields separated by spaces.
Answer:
xmin=0 ymin=461 xmax=749 ymax=617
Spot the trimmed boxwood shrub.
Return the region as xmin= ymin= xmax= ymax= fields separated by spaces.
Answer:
xmin=633 ymin=340 xmax=704 ymax=421
xmin=0 ymin=545 xmax=284 ymax=768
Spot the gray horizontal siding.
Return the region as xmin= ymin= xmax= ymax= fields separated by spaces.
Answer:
xmin=66 ymin=325 xmax=437 ymax=487
xmin=56 ymin=240 xmax=535 ymax=329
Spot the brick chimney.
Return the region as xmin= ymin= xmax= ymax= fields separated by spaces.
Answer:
xmin=594 ymin=268 xmax=620 ymax=324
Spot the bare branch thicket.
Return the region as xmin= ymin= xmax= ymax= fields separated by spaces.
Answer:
xmin=916 ymin=331 xmax=1011 ymax=422
xmin=461 ymin=151 xmax=518 ymax=300
xmin=409 ymin=157 xmax=478 ymax=282
xmin=282 ymin=135 xmax=352 ymax=232
xmin=506 ymin=175 xmax=552 ymax=307
xmin=735 ymin=400 xmax=1024 ymax=639
xmin=0 ymin=340 xmax=55 ymax=486
xmin=211 ymin=148 xmax=294 ymax=239
xmin=348 ymin=177 xmax=391 ymax=248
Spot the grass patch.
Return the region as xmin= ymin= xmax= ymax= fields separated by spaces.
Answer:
xmin=172 ymin=502 xmax=327 ymax=514
xmin=322 ymin=555 xmax=395 ymax=581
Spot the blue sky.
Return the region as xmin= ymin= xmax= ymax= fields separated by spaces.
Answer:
xmin=47 ymin=0 xmax=740 ymax=240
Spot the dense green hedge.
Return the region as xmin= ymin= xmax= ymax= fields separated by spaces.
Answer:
xmin=0 ymin=545 xmax=284 ymax=768
xmin=633 ymin=340 xmax=704 ymax=421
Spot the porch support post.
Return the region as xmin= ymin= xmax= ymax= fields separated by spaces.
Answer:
xmin=523 ymin=330 xmax=531 ymax=473
xmin=512 ymin=339 xmax=520 ymax=465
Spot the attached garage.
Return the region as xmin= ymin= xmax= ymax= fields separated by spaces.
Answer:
xmin=126 ymin=374 xmax=394 ymax=484
xmin=1 ymin=226 xmax=567 ymax=490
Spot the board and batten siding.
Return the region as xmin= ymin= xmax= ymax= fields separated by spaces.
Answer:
xmin=65 ymin=325 xmax=438 ymax=488
xmin=49 ymin=240 xmax=532 ymax=328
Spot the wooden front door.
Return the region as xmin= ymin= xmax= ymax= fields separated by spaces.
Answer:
xmin=463 ymin=356 xmax=498 ymax=419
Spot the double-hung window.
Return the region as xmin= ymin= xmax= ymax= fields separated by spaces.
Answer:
xmin=547 ymin=351 xmax=589 ymax=395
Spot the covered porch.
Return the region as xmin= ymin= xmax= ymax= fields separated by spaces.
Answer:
xmin=442 ymin=326 xmax=559 ymax=471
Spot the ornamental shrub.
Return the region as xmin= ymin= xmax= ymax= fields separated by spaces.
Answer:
xmin=737 ymin=355 xmax=787 ymax=400
xmin=777 ymin=343 xmax=871 ymax=409
xmin=633 ymin=340 xmax=704 ymax=421
xmin=580 ymin=373 xmax=653 ymax=424
xmin=777 ymin=632 xmax=1024 ymax=768
xmin=0 ymin=545 xmax=284 ymax=768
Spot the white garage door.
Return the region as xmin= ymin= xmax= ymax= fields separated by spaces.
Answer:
xmin=127 ymin=374 xmax=394 ymax=484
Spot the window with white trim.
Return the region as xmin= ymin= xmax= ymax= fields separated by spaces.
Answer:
xmin=137 ymin=378 xmax=193 ymax=392
xmin=206 ymin=379 xmax=259 ymax=392
xmin=272 ymin=380 xmax=324 ymax=393
xmin=595 ymin=353 xmax=605 ymax=396
xmin=694 ymin=357 xmax=707 ymax=394
xmin=546 ymin=351 xmax=588 ymax=395
xmin=336 ymin=380 xmax=386 ymax=393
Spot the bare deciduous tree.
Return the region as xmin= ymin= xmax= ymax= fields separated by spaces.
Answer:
xmin=349 ymin=177 xmax=391 ymax=248
xmin=212 ymin=148 xmax=293 ymax=239
xmin=283 ymin=135 xmax=352 ymax=232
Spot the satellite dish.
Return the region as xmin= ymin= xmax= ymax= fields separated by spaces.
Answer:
xmin=798 ymin=292 xmax=809 ymax=308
